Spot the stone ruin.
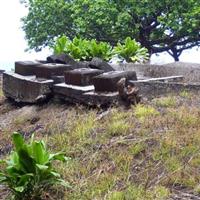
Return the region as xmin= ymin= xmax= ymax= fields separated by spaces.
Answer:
xmin=114 ymin=62 xmax=200 ymax=98
xmin=2 ymin=54 xmax=200 ymax=106
xmin=2 ymin=55 xmax=139 ymax=106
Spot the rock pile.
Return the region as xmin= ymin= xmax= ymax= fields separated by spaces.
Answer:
xmin=3 ymin=55 xmax=200 ymax=105
xmin=2 ymin=54 xmax=138 ymax=106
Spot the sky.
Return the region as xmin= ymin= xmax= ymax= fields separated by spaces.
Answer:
xmin=0 ymin=0 xmax=50 ymax=70
xmin=0 ymin=0 xmax=199 ymax=70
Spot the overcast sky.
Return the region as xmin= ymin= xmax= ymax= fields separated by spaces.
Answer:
xmin=0 ymin=0 xmax=199 ymax=70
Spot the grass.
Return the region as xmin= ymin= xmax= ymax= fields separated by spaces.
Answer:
xmin=134 ymin=104 xmax=159 ymax=121
xmin=153 ymin=96 xmax=177 ymax=107
xmin=0 ymin=88 xmax=3 ymax=98
xmin=1 ymin=92 xmax=200 ymax=199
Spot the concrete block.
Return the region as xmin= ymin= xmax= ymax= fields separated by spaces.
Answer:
xmin=47 ymin=53 xmax=78 ymax=65
xmin=132 ymin=81 xmax=200 ymax=98
xmin=3 ymin=72 xmax=53 ymax=103
xmin=15 ymin=61 xmax=41 ymax=76
xmin=93 ymin=71 xmax=137 ymax=92
xmin=53 ymin=83 xmax=94 ymax=97
xmin=53 ymin=83 xmax=118 ymax=106
xmin=65 ymin=68 xmax=103 ymax=86
xmin=15 ymin=62 xmax=73 ymax=79
xmin=83 ymin=91 xmax=119 ymax=106
xmin=51 ymin=76 xmax=65 ymax=84
xmin=34 ymin=63 xmax=73 ymax=79
xmin=89 ymin=57 xmax=115 ymax=72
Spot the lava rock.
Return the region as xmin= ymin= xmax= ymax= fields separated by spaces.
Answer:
xmin=89 ymin=57 xmax=115 ymax=72
xmin=3 ymin=72 xmax=53 ymax=103
xmin=65 ymin=68 xmax=103 ymax=86
xmin=93 ymin=71 xmax=137 ymax=92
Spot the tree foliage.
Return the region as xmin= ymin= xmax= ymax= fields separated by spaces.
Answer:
xmin=21 ymin=0 xmax=200 ymax=61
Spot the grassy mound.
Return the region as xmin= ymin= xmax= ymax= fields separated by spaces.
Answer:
xmin=1 ymin=89 xmax=200 ymax=199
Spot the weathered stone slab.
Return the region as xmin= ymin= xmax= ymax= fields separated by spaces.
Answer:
xmin=47 ymin=53 xmax=79 ymax=66
xmin=51 ymin=76 xmax=65 ymax=84
xmin=35 ymin=60 xmax=48 ymax=64
xmin=112 ymin=62 xmax=200 ymax=83
xmin=0 ymin=69 xmax=5 ymax=74
xmin=53 ymin=82 xmax=118 ymax=106
xmin=131 ymin=81 xmax=200 ymax=98
xmin=15 ymin=62 xmax=73 ymax=79
xmin=0 ymin=70 xmax=4 ymax=82
xmin=129 ymin=75 xmax=184 ymax=83
xmin=93 ymin=71 xmax=137 ymax=92
xmin=64 ymin=68 xmax=103 ymax=86
xmin=82 ymin=91 xmax=119 ymax=106
xmin=34 ymin=63 xmax=73 ymax=79
xmin=3 ymin=72 xmax=53 ymax=103
xmin=89 ymin=57 xmax=115 ymax=72
xmin=15 ymin=61 xmax=41 ymax=76
xmin=53 ymin=83 xmax=94 ymax=96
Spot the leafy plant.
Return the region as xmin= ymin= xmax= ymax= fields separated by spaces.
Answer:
xmin=53 ymin=36 xmax=149 ymax=63
xmin=66 ymin=37 xmax=90 ymax=61
xmin=0 ymin=132 xmax=70 ymax=200
xmin=113 ymin=37 xmax=149 ymax=63
xmin=53 ymin=36 xmax=113 ymax=61
xmin=88 ymin=39 xmax=113 ymax=61
xmin=53 ymin=35 xmax=70 ymax=55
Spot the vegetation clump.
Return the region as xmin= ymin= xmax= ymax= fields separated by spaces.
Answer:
xmin=53 ymin=35 xmax=149 ymax=63
xmin=0 ymin=132 xmax=69 ymax=200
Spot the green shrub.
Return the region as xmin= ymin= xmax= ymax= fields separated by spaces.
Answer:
xmin=88 ymin=39 xmax=113 ymax=61
xmin=53 ymin=35 xmax=70 ymax=55
xmin=66 ymin=37 xmax=91 ymax=61
xmin=0 ymin=132 xmax=70 ymax=200
xmin=53 ymin=36 xmax=112 ymax=61
xmin=113 ymin=37 xmax=149 ymax=63
xmin=53 ymin=36 xmax=149 ymax=62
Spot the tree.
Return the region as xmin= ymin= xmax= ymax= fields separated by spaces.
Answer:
xmin=21 ymin=0 xmax=200 ymax=61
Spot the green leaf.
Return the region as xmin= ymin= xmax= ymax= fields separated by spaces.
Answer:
xmin=0 ymin=173 xmax=7 ymax=182
xmin=7 ymin=152 xmax=19 ymax=167
xmin=49 ymin=152 xmax=70 ymax=162
xmin=50 ymin=171 xmax=61 ymax=178
xmin=113 ymin=37 xmax=149 ymax=63
xmin=14 ymin=186 xmax=25 ymax=193
xmin=32 ymin=141 xmax=49 ymax=164
xmin=18 ymin=149 xmax=36 ymax=173
xmin=18 ymin=174 xmax=33 ymax=186
xmin=12 ymin=132 xmax=25 ymax=152
xmin=36 ymin=164 xmax=49 ymax=170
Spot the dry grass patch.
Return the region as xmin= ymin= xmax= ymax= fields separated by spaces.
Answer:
xmin=1 ymin=92 xmax=200 ymax=199
xmin=153 ymin=96 xmax=177 ymax=107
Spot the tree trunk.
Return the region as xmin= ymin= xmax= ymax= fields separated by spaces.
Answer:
xmin=171 ymin=47 xmax=180 ymax=61
xmin=173 ymin=54 xmax=179 ymax=61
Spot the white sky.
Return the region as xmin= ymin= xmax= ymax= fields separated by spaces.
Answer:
xmin=0 ymin=0 xmax=199 ymax=70
xmin=0 ymin=0 xmax=50 ymax=70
